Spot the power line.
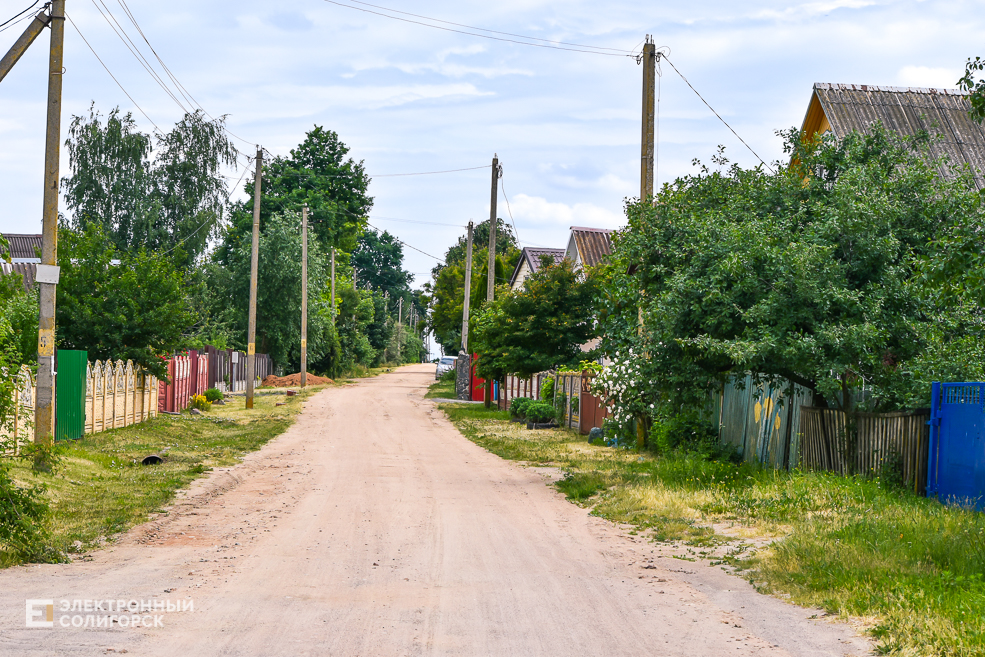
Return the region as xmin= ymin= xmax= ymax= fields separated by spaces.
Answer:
xmin=499 ymin=177 xmax=520 ymax=246
xmin=661 ymin=54 xmax=774 ymax=173
xmin=0 ymin=0 xmax=40 ymax=30
xmin=0 ymin=6 xmax=40 ymax=34
xmin=366 ymin=221 xmax=443 ymax=262
xmin=65 ymin=11 xmax=162 ymax=133
xmin=375 ymin=165 xmax=487 ymax=177
xmin=158 ymin=155 xmax=253 ymax=257
xmin=322 ymin=0 xmax=633 ymax=58
xmin=346 ymin=0 xmax=635 ymax=54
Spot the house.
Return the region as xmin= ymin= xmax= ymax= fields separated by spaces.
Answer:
xmin=509 ymin=247 xmax=565 ymax=290
xmin=801 ymin=83 xmax=985 ymax=188
xmin=564 ymin=227 xmax=614 ymax=272
xmin=1 ymin=233 xmax=42 ymax=290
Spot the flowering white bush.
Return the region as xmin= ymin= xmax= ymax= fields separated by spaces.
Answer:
xmin=590 ymin=349 xmax=654 ymax=447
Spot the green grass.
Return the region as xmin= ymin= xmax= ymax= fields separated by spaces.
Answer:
xmin=438 ymin=404 xmax=985 ymax=656
xmin=425 ymin=370 xmax=456 ymax=399
xmin=1 ymin=386 xmax=327 ymax=567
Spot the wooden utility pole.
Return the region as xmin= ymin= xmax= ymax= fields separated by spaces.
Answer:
xmin=640 ymin=36 xmax=656 ymax=202
xmin=300 ymin=205 xmax=308 ymax=388
xmin=34 ymin=0 xmax=65 ymax=445
xmin=461 ymin=221 xmax=474 ymax=353
xmin=245 ymin=147 xmax=263 ymax=409
xmin=330 ymin=247 xmax=336 ymax=322
xmin=486 ymin=155 xmax=500 ymax=302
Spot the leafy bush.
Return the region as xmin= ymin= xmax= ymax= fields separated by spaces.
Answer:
xmin=203 ymin=388 xmax=223 ymax=402
xmin=439 ymin=368 xmax=456 ymax=383
xmin=651 ymin=410 xmax=738 ymax=461
xmin=540 ymin=376 xmax=555 ymax=402
xmin=0 ymin=462 xmax=56 ymax=562
xmin=525 ymin=401 xmax=556 ymax=424
xmin=189 ymin=394 xmax=211 ymax=412
xmin=509 ymin=397 xmax=534 ymax=418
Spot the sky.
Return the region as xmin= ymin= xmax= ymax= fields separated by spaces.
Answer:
xmin=1 ymin=0 xmax=982 ymax=293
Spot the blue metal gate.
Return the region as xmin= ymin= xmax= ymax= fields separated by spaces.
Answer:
xmin=928 ymin=382 xmax=985 ymax=510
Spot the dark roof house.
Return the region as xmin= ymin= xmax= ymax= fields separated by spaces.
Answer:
xmin=509 ymin=247 xmax=565 ymax=290
xmin=801 ymin=83 xmax=985 ymax=188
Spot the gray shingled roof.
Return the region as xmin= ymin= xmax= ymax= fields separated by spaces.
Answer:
xmin=811 ymin=83 xmax=985 ymax=188
xmin=510 ymin=247 xmax=565 ymax=287
xmin=2 ymin=233 xmax=43 ymax=261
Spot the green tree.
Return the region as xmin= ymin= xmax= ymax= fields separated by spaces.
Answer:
xmin=959 ymin=56 xmax=985 ymax=123
xmin=601 ymin=126 xmax=985 ymax=420
xmin=55 ymin=224 xmax=196 ymax=378
xmin=471 ymin=258 xmax=599 ymax=382
xmin=62 ymin=107 xmax=237 ymax=266
xmin=423 ymin=220 xmax=520 ymax=354
xmin=219 ymin=212 xmax=335 ymax=370
xmin=223 ymin=126 xmax=372 ymax=260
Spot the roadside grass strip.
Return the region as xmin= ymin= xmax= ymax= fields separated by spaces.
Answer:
xmin=437 ymin=399 xmax=985 ymax=656
xmin=1 ymin=386 xmax=329 ymax=568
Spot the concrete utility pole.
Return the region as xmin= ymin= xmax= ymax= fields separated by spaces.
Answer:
xmin=0 ymin=9 xmax=51 ymax=84
xmin=486 ymin=155 xmax=501 ymax=302
xmin=461 ymin=221 xmax=474 ymax=353
xmin=456 ymin=220 xmax=474 ymax=400
xmin=397 ymin=296 xmax=403 ymax=361
xmin=34 ymin=0 xmax=65 ymax=445
xmin=246 ymin=147 xmax=263 ymax=409
xmin=640 ymin=36 xmax=656 ymax=202
xmin=300 ymin=205 xmax=308 ymax=389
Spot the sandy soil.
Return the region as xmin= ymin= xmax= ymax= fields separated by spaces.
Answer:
xmin=0 ymin=365 xmax=871 ymax=656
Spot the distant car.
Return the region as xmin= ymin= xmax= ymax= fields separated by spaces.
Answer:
xmin=435 ymin=356 xmax=458 ymax=379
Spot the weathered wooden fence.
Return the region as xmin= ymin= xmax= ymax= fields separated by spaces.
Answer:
xmin=713 ymin=375 xmax=814 ymax=469
xmin=501 ymin=371 xmax=605 ymax=434
xmin=799 ymin=407 xmax=930 ymax=493
xmin=87 ymin=360 xmax=159 ymax=433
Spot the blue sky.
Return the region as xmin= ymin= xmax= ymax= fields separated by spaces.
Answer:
xmin=1 ymin=0 xmax=981 ymax=287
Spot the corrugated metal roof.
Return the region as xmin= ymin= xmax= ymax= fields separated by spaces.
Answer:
xmin=2 ymin=233 xmax=43 ymax=261
xmin=509 ymin=248 xmax=565 ymax=288
xmin=1 ymin=262 xmax=36 ymax=290
xmin=810 ymin=83 xmax=985 ymax=188
xmin=569 ymin=227 xmax=613 ymax=268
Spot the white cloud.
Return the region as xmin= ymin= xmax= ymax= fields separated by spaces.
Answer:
xmin=897 ymin=65 xmax=962 ymax=89
xmin=510 ymin=194 xmax=623 ymax=228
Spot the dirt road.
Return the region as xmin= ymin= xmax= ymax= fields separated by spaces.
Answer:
xmin=0 ymin=365 xmax=869 ymax=656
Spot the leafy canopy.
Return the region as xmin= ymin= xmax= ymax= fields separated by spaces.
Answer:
xmin=62 ymin=107 xmax=237 ymax=267
xmin=601 ymin=125 xmax=985 ymax=414
xmin=55 ymin=224 xmax=196 ymax=378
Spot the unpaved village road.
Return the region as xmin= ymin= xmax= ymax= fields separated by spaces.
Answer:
xmin=0 ymin=365 xmax=870 ymax=656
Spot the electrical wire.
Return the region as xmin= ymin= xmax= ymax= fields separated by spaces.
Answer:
xmin=88 ymin=0 xmax=192 ymax=114
xmin=157 ymin=155 xmax=253 ymax=257
xmin=0 ymin=7 xmax=40 ymax=33
xmin=323 ymin=0 xmax=633 ymax=58
xmin=345 ymin=0 xmax=635 ymax=54
xmin=661 ymin=54 xmax=774 ymax=173
xmin=65 ymin=11 xmax=162 ymax=133
xmin=374 ymin=165 xmax=487 ymax=177
xmin=366 ymin=221 xmax=443 ymax=261
xmin=499 ymin=177 xmax=520 ymax=246
xmin=0 ymin=0 xmax=40 ymax=30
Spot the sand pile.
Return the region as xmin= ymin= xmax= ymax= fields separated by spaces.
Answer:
xmin=261 ymin=373 xmax=334 ymax=387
